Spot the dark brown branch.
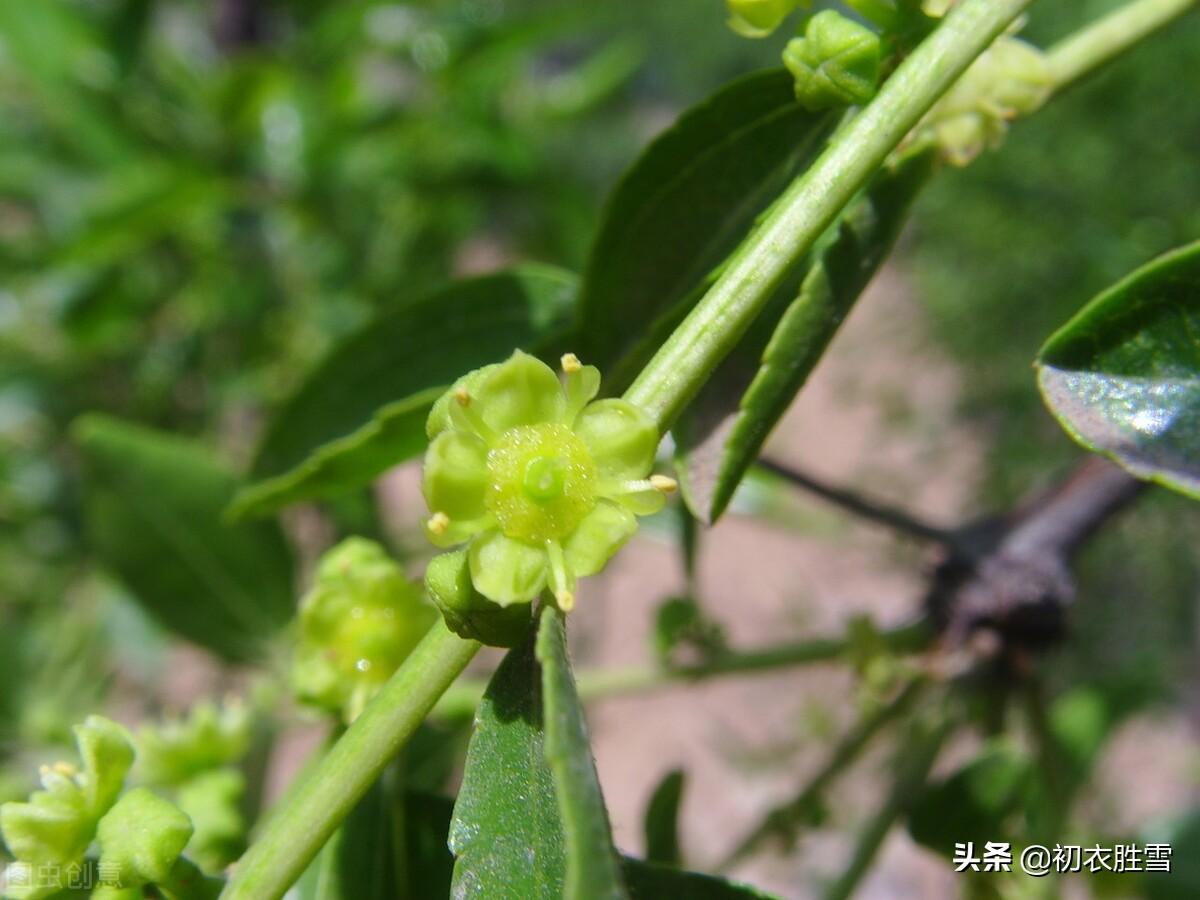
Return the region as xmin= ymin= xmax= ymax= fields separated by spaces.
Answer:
xmin=758 ymin=457 xmax=967 ymax=552
xmin=928 ymin=457 xmax=1144 ymax=653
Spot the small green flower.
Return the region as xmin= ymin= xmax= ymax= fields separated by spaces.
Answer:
xmin=726 ymin=0 xmax=804 ymax=38
xmin=292 ymin=537 xmax=438 ymax=722
xmin=907 ymin=36 xmax=1050 ymax=165
xmin=422 ymin=351 xmax=672 ymax=621
xmin=136 ymin=699 xmax=250 ymax=788
xmin=783 ymin=10 xmax=882 ymax=111
xmin=0 ymin=716 xmax=134 ymax=900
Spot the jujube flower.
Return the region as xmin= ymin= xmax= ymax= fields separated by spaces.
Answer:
xmin=422 ymin=351 xmax=674 ymax=621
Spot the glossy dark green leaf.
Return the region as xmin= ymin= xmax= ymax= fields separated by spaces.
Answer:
xmin=907 ymin=740 xmax=1031 ymax=857
xmin=642 ymin=769 xmax=685 ymax=867
xmin=232 ymin=266 xmax=576 ymax=518
xmin=620 ymin=859 xmax=779 ymax=900
xmin=72 ymin=415 xmax=294 ymax=662
xmin=536 ymin=606 xmax=628 ymax=900
xmin=448 ymin=620 xmax=567 ymax=899
xmin=1037 ymin=240 xmax=1200 ymax=499
xmin=675 ymin=153 xmax=933 ymax=522
xmin=578 ymin=69 xmax=839 ymax=384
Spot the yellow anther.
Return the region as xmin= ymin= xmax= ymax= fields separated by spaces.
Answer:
xmin=453 ymin=387 xmax=472 ymax=407
xmin=52 ymin=761 xmax=78 ymax=777
xmin=561 ymin=353 xmax=582 ymax=374
xmin=650 ymin=474 xmax=678 ymax=494
xmin=428 ymin=512 xmax=450 ymax=536
xmin=556 ymin=589 xmax=576 ymax=612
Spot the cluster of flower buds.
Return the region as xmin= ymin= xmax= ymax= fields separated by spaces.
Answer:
xmin=0 ymin=716 xmax=201 ymax=899
xmin=292 ymin=537 xmax=437 ymax=721
xmin=421 ymin=350 xmax=674 ymax=645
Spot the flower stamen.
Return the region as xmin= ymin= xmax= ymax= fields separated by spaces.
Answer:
xmin=545 ymin=540 xmax=576 ymax=612
xmin=427 ymin=512 xmax=450 ymax=536
xmin=650 ymin=474 xmax=678 ymax=494
xmin=449 ymin=388 xmax=499 ymax=443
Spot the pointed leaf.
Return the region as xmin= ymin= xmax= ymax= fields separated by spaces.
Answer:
xmin=232 ymin=266 xmax=576 ymax=518
xmin=906 ymin=741 xmax=1031 ymax=857
xmin=579 ymin=69 xmax=839 ymax=384
xmin=448 ymin=621 xmax=567 ymax=898
xmin=642 ymin=769 xmax=685 ymax=867
xmin=1037 ymin=240 xmax=1200 ymax=499
xmin=675 ymin=153 xmax=933 ymax=522
xmin=536 ymin=607 xmax=628 ymax=900
xmin=73 ymin=415 xmax=295 ymax=662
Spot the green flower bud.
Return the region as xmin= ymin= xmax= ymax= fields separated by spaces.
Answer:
xmin=136 ymin=699 xmax=250 ymax=788
xmin=910 ymin=36 xmax=1050 ymax=166
xmin=0 ymin=716 xmax=134 ymax=900
xmin=726 ymin=0 xmax=803 ymax=38
xmin=175 ymin=768 xmax=246 ymax=874
xmin=96 ymin=788 xmax=193 ymax=888
xmin=424 ymin=549 xmax=532 ymax=647
xmin=783 ymin=10 xmax=882 ymax=111
xmin=421 ymin=351 xmax=673 ymax=622
xmin=292 ymin=537 xmax=438 ymax=722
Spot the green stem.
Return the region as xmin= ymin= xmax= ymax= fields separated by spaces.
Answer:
xmin=720 ymin=679 xmax=925 ymax=869
xmin=825 ymin=717 xmax=950 ymax=900
xmin=1046 ymin=0 xmax=1196 ymax=90
xmin=623 ymin=0 xmax=1034 ymax=432
xmin=220 ymin=622 xmax=480 ymax=900
xmin=433 ymin=619 xmax=931 ymax=720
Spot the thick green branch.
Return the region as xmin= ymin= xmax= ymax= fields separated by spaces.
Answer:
xmin=623 ymin=0 xmax=1034 ymax=432
xmin=220 ymin=622 xmax=480 ymax=900
xmin=1046 ymin=0 xmax=1196 ymax=91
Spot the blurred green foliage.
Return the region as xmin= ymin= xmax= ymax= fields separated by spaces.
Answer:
xmin=0 ymin=0 xmax=773 ymax=810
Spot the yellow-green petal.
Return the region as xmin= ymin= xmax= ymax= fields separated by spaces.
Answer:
xmin=563 ymin=499 xmax=637 ymax=577
xmin=468 ymin=529 xmax=548 ymax=606
xmin=574 ymin=399 xmax=660 ymax=481
xmin=422 ymin=431 xmax=489 ymax=520
xmin=473 ymin=351 xmax=564 ymax=434
xmin=426 ymin=364 xmax=500 ymax=440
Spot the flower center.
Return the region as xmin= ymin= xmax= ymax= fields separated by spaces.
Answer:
xmin=523 ymin=456 xmax=568 ymax=503
xmin=485 ymin=423 xmax=596 ymax=544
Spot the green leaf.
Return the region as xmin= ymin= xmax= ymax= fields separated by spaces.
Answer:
xmin=642 ymin=769 xmax=685 ymax=867
xmin=295 ymin=786 xmax=455 ymax=900
xmin=1037 ymin=240 xmax=1200 ymax=499
xmin=906 ymin=740 xmax=1031 ymax=857
xmin=620 ymin=858 xmax=779 ymax=899
xmin=578 ymin=69 xmax=839 ymax=384
xmin=675 ymin=153 xmax=933 ymax=522
xmin=73 ymin=415 xmax=295 ymax=662
xmin=448 ymin=620 xmax=567 ymax=898
xmin=1145 ymin=808 xmax=1200 ymax=900
xmin=536 ymin=606 xmax=628 ymax=900
xmin=96 ymin=788 xmax=193 ymax=888
xmin=232 ymin=266 xmax=577 ymax=518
